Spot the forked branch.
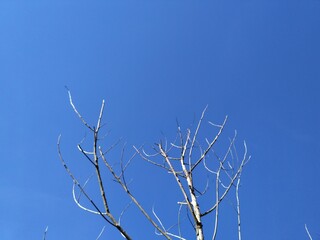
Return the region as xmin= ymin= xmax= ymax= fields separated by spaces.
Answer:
xmin=59 ymin=92 xmax=250 ymax=240
xmin=138 ymin=109 xmax=249 ymax=240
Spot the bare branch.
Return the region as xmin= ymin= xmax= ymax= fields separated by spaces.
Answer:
xmin=57 ymin=135 xmax=132 ymax=239
xmin=96 ymin=226 xmax=106 ymax=240
xmin=305 ymin=224 xmax=313 ymax=240
xmin=152 ymin=206 xmax=167 ymax=232
xmin=194 ymin=177 xmax=209 ymax=197
xmin=72 ymin=182 xmax=102 ymax=215
xmin=212 ymin=162 xmax=222 ymax=240
xmin=58 ymin=135 xmax=111 ymax=222
xmin=177 ymin=203 xmax=183 ymax=238
xmin=119 ymin=145 xmax=138 ymax=181
xmin=96 ymin=99 xmax=105 ymax=131
xmin=43 ymin=226 xmax=48 ymax=240
xmin=66 ymin=87 xmax=94 ymax=131
xmin=99 ymin=147 xmax=172 ymax=240
xmin=191 ymin=116 xmax=228 ymax=172
xmin=76 ymin=173 xmax=94 ymax=202
xmin=236 ymin=178 xmax=242 ymax=240
xmin=77 ymin=144 xmax=95 ymax=166
xmin=134 ymin=146 xmax=180 ymax=175
xmin=119 ymin=202 xmax=133 ymax=225
xmin=202 ymin=141 xmax=249 ymax=217
xmin=188 ymin=106 xmax=208 ymax=171
xmin=158 ymin=145 xmax=193 ymax=214
xmin=101 ymin=138 xmax=123 ymax=156
xmin=165 ymin=232 xmax=187 ymax=240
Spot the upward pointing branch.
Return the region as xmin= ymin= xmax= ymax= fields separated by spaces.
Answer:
xmin=66 ymin=87 xmax=94 ymax=131
xmin=191 ymin=116 xmax=228 ymax=172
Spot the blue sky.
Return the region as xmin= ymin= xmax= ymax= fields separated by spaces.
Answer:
xmin=1 ymin=0 xmax=320 ymax=239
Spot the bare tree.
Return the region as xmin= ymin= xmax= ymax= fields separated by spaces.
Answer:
xmin=57 ymin=90 xmax=250 ymax=239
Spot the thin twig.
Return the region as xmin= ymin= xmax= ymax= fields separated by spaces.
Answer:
xmin=152 ymin=205 xmax=166 ymax=231
xmin=177 ymin=203 xmax=183 ymax=238
xmin=65 ymin=87 xmax=94 ymax=131
xmin=119 ymin=202 xmax=133 ymax=225
xmin=58 ymin=135 xmax=112 ymax=223
xmin=77 ymin=173 xmax=94 ymax=202
xmin=96 ymin=99 xmax=105 ymax=131
xmin=191 ymin=116 xmax=228 ymax=172
xmin=96 ymin=226 xmax=106 ymax=240
xmin=99 ymin=147 xmax=172 ymax=240
xmin=57 ymin=135 xmax=132 ymax=239
xmin=43 ymin=226 xmax=48 ymax=240
xmin=212 ymin=161 xmax=221 ymax=240
xmin=134 ymin=146 xmax=182 ymax=176
xmin=236 ymin=177 xmax=242 ymax=240
xmin=188 ymin=106 xmax=208 ymax=171
xmin=77 ymin=144 xmax=95 ymax=166
xmin=202 ymin=141 xmax=249 ymax=217
xmin=72 ymin=182 xmax=102 ymax=215
xmin=305 ymin=224 xmax=313 ymax=240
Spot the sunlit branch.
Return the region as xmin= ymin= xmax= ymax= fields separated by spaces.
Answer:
xmin=202 ymin=141 xmax=249 ymax=217
xmin=57 ymin=135 xmax=115 ymax=227
xmin=96 ymin=226 xmax=106 ymax=240
xmin=77 ymin=144 xmax=95 ymax=166
xmin=99 ymin=147 xmax=171 ymax=240
xmin=305 ymin=224 xmax=313 ymax=240
xmin=177 ymin=203 xmax=183 ymax=238
xmin=158 ymin=145 xmax=193 ymax=215
xmin=96 ymin=99 xmax=105 ymax=131
xmin=66 ymin=87 xmax=94 ymax=131
xmin=43 ymin=226 xmax=48 ymax=240
xmin=212 ymin=161 xmax=222 ymax=240
xmin=188 ymin=106 xmax=208 ymax=171
xmin=72 ymin=182 xmax=102 ymax=215
xmin=236 ymin=178 xmax=242 ymax=240
xmin=191 ymin=116 xmax=228 ymax=172
xmin=134 ymin=146 xmax=185 ymax=177
xmin=119 ymin=202 xmax=132 ymax=225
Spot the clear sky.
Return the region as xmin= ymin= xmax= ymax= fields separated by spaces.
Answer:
xmin=1 ymin=0 xmax=320 ymax=239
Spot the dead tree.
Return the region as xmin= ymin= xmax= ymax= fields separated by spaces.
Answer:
xmin=57 ymin=91 xmax=250 ymax=239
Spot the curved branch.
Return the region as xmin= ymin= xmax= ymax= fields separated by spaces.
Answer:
xmin=72 ymin=182 xmax=103 ymax=215
xmin=191 ymin=116 xmax=228 ymax=172
xmin=66 ymin=87 xmax=94 ymax=131
xmin=202 ymin=141 xmax=249 ymax=217
xmin=57 ymin=135 xmax=132 ymax=239
xmin=99 ymin=147 xmax=172 ymax=240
